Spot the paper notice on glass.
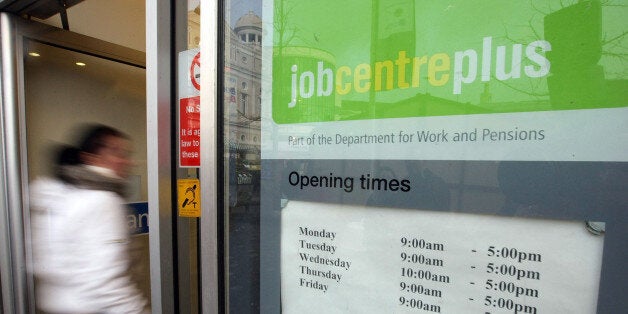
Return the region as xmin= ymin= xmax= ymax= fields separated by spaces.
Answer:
xmin=281 ymin=201 xmax=604 ymax=313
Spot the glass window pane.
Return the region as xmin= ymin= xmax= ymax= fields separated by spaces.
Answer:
xmin=224 ymin=1 xmax=263 ymax=312
xmin=257 ymin=1 xmax=628 ymax=313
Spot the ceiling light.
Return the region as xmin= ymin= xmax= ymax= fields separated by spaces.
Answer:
xmin=28 ymin=52 xmax=40 ymax=57
xmin=75 ymin=62 xmax=86 ymax=66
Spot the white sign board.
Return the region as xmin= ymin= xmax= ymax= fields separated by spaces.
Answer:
xmin=281 ymin=201 xmax=604 ymax=313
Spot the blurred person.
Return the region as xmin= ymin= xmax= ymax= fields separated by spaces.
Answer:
xmin=30 ymin=124 xmax=149 ymax=314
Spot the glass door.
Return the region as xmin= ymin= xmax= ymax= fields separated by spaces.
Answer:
xmin=23 ymin=40 xmax=150 ymax=312
xmin=222 ymin=2 xmax=263 ymax=313
xmin=0 ymin=15 xmax=148 ymax=313
xmin=185 ymin=1 xmax=263 ymax=312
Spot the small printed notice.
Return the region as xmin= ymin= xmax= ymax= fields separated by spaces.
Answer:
xmin=281 ymin=201 xmax=605 ymax=313
xmin=179 ymin=96 xmax=200 ymax=167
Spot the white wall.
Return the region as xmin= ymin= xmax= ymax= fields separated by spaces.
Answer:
xmin=38 ymin=0 xmax=146 ymax=52
xmin=24 ymin=41 xmax=147 ymax=200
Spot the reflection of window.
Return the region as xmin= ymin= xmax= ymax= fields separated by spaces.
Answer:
xmin=241 ymin=81 xmax=248 ymax=90
xmin=240 ymin=134 xmax=246 ymax=141
xmin=242 ymin=56 xmax=247 ymax=64
xmin=240 ymin=34 xmax=246 ymax=42
xmin=248 ymin=33 xmax=255 ymax=42
xmin=228 ymin=88 xmax=236 ymax=103
xmin=239 ymin=93 xmax=248 ymax=114
xmin=253 ymin=136 xmax=258 ymax=142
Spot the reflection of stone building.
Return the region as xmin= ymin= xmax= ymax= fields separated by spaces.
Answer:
xmin=225 ymin=11 xmax=262 ymax=153
xmin=225 ymin=12 xmax=262 ymax=207
xmin=187 ymin=10 xmax=262 ymax=206
xmin=187 ymin=9 xmax=262 ymax=143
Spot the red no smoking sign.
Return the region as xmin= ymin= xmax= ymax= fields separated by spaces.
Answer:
xmin=190 ymin=52 xmax=201 ymax=91
xmin=179 ymin=49 xmax=201 ymax=167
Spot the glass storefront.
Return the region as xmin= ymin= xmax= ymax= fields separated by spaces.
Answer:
xmin=1 ymin=0 xmax=626 ymax=313
xmin=251 ymin=0 xmax=627 ymax=313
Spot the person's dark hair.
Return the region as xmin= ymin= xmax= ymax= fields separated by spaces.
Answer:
xmin=77 ymin=124 xmax=128 ymax=156
xmin=54 ymin=124 xmax=128 ymax=181
xmin=55 ymin=145 xmax=81 ymax=166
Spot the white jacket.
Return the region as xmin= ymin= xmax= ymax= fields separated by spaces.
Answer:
xmin=30 ymin=176 xmax=148 ymax=314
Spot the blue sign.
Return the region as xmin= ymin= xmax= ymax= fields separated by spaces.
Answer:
xmin=127 ymin=202 xmax=149 ymax=235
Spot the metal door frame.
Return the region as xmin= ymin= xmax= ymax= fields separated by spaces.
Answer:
xmin=198 ymin=0 xmax=220 ymax=313
xmin=148 ymin=1 xmax=221 ymax=312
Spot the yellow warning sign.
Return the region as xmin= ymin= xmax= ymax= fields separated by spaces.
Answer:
xmin=177 ymin=179 xmax=200 ymax=217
